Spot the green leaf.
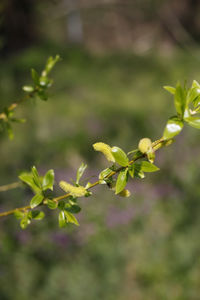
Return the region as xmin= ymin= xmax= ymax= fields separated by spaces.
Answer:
xmin=47 ymin=199 xmax=58 ymax=210
xmin=31 ymin=69 xmax=40 ymax=85
xmin=65 ymin=203 xmax=81 ymax=214
xmin=14 ymin=210 xmax=24 ymax=220
xmin=43 ymin=55 xmax=61 ymax=76
xmin=99 ymin=167 xmax=113 ymax=183
xmin=6 ymin=123 xmax=14 ymax=140
xmin=22 ymin=85 xmax=34 ymax=93
xmin=192 ymin=96 xmax=200 ymax=108
xmin=163 ymin=86 xmax=176 ymax=95
xmin=20 ymin=216 xmax=31 ymax=229
xmin=18 ymin=172 xmax=41 ymax=193
xmin=30 ymin=193 xmax=44 ymax=209
xmin=115 ymin=168 xmax=128 ymax=194
xmin=111 ymin=146 xmax=129 ymax=167
xmin=192 ymin=80 xmax=200 ymax=89
xmin=42 ymin=169 xmax=54 ymax=191
xmin=128 ymin=165 xmax=134 ymax=178
xmin=64 ymin=211 xmax=79 ymax=226
xmin=136 ymin=161 xmax=159 ymax=172
xmin=147 ymin=150 xmax=155 ymax=164
xmin=30 ymin=210 xmax=45 ymax=220
xmin=186 ymin=87 xmax=200 ymax=105
xmin=76 ymin=163 xmax=87 ymax=184
xmin=31 ymin=166 xmax=42 ymax=189
xmin=10 ymin=118 xmax=26 ymax=123
xmin=131 ymin=164 xmax=145 ymax=179
xmin=37 ymin=90 xmax=48 ymax=101
xmin=59 ymin=211 xmax=67 ymax=228
xmin=174 ymin=82 xmax=186 ymax=116
xmin=132 ymin=150 xmax=143 ymax=160
xmin=58 ymin=200 xmax=66 ymax=210
xmin=163 ymin=116 xmax=184 ymax=140
xmin=39 ymin=76 xmax=49 ymax=87
xmin=186 ymin=116 xmax=200 ymax=129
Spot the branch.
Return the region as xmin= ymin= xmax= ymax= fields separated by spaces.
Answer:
xmin=0 ymin=139 xmax=162 ymax=219
xmin=0 ymin=55 xmax=60 ymax=139
xmin=0 ymin=181 xmax=22 ymax=192
xmin=0 ymin=57 xmax=200 ymax=229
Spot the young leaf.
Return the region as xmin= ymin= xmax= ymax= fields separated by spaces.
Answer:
xmin=39 ymin=76 xmax=49 ymax=87
xmin=136 ymin=161 xmax=159 ymax=172
xmin=76 ymin=163 xmax=87 ymax=184
xmin=163 ymin=116 xmax=184 ymax=140
xmin=163 ymin=86 xmax=176 ymax=95
xmin=20 ymin=216 xmax=31 ymax=229
xmin=58 ymin=200 xmax=66 ymax=210
xmin=30 ymin=194 xmax=44 ymax=209
xmin=174 ymin=82 xmax=186 ymax=116
xmin=10 ymin=118 xmax=26 ymax=123
xmin=65 ymin=203 xmax=81 ymax=214
xmin=47 ymin=199 xmax=58 ymax=210
xmin=58 ymin=211 xmax=67 ymax=228
xmin=186 ymin=87 xmax=200 ymax=105
xmin=30 ymin=210 xmax=45 ymax=220
xmin=31 ymin=166 xmax=42 ymax=189
xmin=185 ymin=116 xmax=200 ymax=129
xmin=6 ymin=123 xmax=14 ymax=140
xmin=37 ymin=90 xmax=48 ymax=101
xmin=133 ymin=164 xmax=145 ymax=179
xmin=42 ymin=169 xmax=54 ymax=191
xmin=31 ymin=69 xmax=40 ymax=85
xmin=115 ymin=168 xmax=128 ymax=194
xmin=14 ymin=210 xmax=24 ymax=220
xmin=22 ymin=85 xmax=34 ymax=93
xmin=18 ymin=172 xmax=41 ymax=193
xmin=99 ymin=168 xmax=113 ymax=184
xmin=128 ymin=165 xmax=134 ymax=178
xmin=111 ymin=146 xmax=129 ymax=166
xmin=64 ymin=211 xmax=79 ymax=226
xmin=147 ymin=150 xmax=155 ymax=164
xmin=43 ymin=55 xmax=61 ymax=76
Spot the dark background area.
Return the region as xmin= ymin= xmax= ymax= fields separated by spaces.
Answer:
xmin=0 ymin=1 xmax=200 ymax=299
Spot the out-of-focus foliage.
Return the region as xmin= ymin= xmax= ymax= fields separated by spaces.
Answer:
xmin=0 ymin=44 xmax=200 ymax=299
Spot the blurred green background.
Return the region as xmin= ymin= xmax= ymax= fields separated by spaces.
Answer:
xmin=1 ymin=1 xmax=200 ymax=299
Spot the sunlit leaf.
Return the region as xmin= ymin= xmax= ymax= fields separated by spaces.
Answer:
xmin=111 ymin=146 xmax=129 ymax=166
xmin=163 ymin=116 xmax=184 ymax=140
xmin=138 ymin=161 xmax=159 ymax=172
xmin=47 ymin=199 xmax=58 ymax=210
xmin=30 ymin=193 xmax=44 ymax=209
xmin=115 ymin=168 xmax=128 ymax=194
xmin=64 ymin=211 xmax=79 ymax=226
xmin=186 ymin=116 xmax=200 ymax=129
xmin=42 ymin=169 xmax=54 ymax=191
xmin=174 ymin=82 xmax=186 ymax=116
xmin=163 ymin=85 xmax=176 ymax=95
xmin=76 ymin=163 xmax=87 ymax=184
xmin=58 ymin=211 xmax=67 ymax=228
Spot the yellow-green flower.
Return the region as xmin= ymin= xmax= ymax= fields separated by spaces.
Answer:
xmin=119 ymin=189 xmax=131 ymax=197
xmin=138 ymin=138 xmax=152 ymax=154
xmin=93 ymin=142 xmax=115 ymax=162
xmin=59 ymin=181 xmax=86 ymax=197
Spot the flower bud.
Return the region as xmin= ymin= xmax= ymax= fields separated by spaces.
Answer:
xmin=138 ymin=138 xmax=152 ymax=154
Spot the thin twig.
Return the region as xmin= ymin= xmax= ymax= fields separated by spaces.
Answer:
xmin=0 ymin=93 xmax=34 ymax=121
xmin=0 ymin=182 xmax=22 ymax=192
